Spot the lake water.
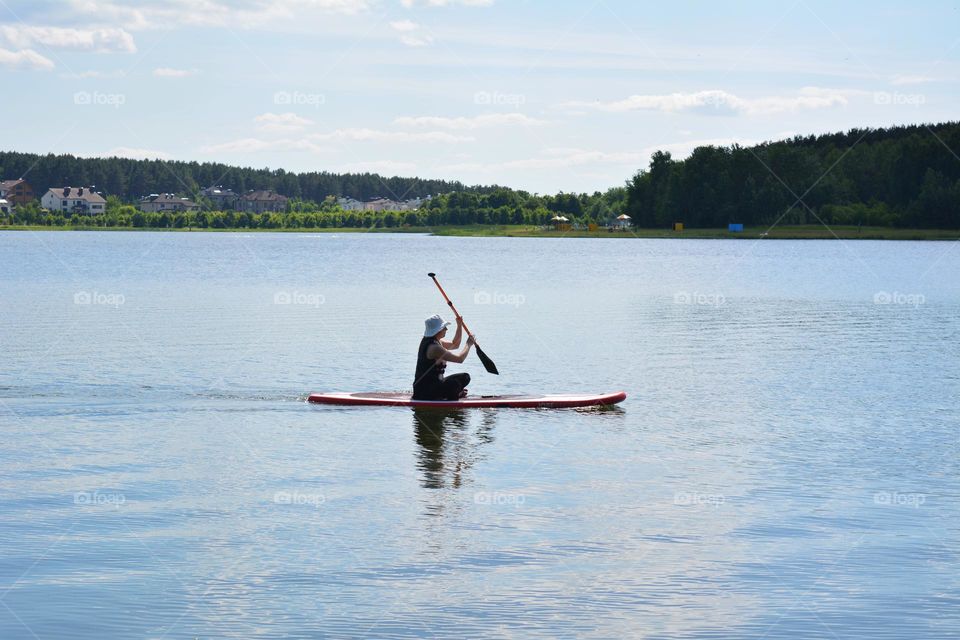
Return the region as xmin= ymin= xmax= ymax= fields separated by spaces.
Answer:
xmin=1 ymin=231 xmax=959 ymax=639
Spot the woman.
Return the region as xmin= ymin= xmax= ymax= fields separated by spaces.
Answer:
xmin=413 ymin=314 xmax=475 ymax=400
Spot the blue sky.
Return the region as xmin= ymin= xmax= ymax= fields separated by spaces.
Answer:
xmin=1 ymin=0 xmax=957 ymax=194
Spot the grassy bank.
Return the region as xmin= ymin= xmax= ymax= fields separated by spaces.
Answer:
xmin=431 ymin=224 xmax=960 ymax=240
xmin=2 ymin=224 xmax=958 ymax=240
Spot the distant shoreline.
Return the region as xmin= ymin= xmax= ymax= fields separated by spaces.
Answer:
xmin=1 ymin=224 xmax=958 ymax=240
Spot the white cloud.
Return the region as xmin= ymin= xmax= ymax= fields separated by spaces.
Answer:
xmin=390 ymin=20 xmax=419 ymax=32
xmin=401 ymin=0 xmax=494 ymax=6
xmin=0 ymin=47 xmax=54 ymax=71
xmin=340 ymin=160 xmax=417 ymax=174
xmin=890 ymin=74 xmax=937 ymax=86
xmin=393 ymin=113 xmax=546 ymax=129
xmin=310 ymin=128 xmax=472 ymax=143
xmin=255 ymin=112 xmax=315 ymax=132
xmin=399 ymin=34 xmax=434 ymax=47
xmin=389 ymin=18 xmax=432 ymax=46
xmin=152 ymin=67 xmax=199 ymax=77
xmin=0 ymin=25 xmax=135 ymax=53
xmin=563 ymin=88 xmax=848 ymax=116
xmin=198 ymin=125 xmax=470 ymax=158
xmin=199 ymin=137 xmax=330 ymax=154
xmin=67 ymin=0 xmax=370 ymax=30
xmin=101 ymin=147 xmax=172 ymax=160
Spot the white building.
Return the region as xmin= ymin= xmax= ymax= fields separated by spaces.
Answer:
xmin=336 ymin=197 xmax=364 ymax=211
xmin=339 ymin=195 xmax=430 ymax=212
xmin=41 ymin=187 xmax=106 ymax=214
xmin=363 ymin=197 xmax=397 ymax=212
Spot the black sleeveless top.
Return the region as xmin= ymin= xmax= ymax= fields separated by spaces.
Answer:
xmin=413 ymin=336 xmax=446 ymax=399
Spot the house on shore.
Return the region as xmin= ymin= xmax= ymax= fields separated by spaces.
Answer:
xmin=358 ymin=195 xmax=429 ymax=212
xmin=41 ymin=187 xmax=106 ymax=215
xmin=337 ymin=196 xmax=364 ymax=211
xmin=200 ymin=186 xmax=239 ymax=210
xmin=240 ymin=190 xmax=288 ymax=213
xmin=395 ymin=196 xmax=428 ymax=211
xmin=0 ymin=179 xmax=34 ymax=205
xmin=363 ymin=197 xmax=396 ymax=212
xmin=139 ymin=193 xmax=200 ymax=213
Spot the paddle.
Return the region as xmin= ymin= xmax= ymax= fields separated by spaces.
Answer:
xmin=427 ymin=273 xmax=499 ymax=375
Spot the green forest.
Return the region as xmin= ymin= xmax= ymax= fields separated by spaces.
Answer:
xmin=2 ymin=121 xmax=959 ymax=230
xmin=625 ymin=121 xmax=960 ymax=229
xmin=0 ymin=152 xmax=479 ymax=203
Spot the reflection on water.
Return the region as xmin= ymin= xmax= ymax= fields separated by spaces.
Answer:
xmin=413 ymin=409 xmax=496 ymax=490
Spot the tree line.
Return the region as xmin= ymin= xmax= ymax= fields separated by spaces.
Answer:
xmin=2 ymin=120 xmax=959 ymax=229
xmin=0 ymin=151 xmax=488 ymax=203
xmin=625 ymin=121 xmax=960 ymax=228
xmin=3 ymin=191 xmax=625 ymax=229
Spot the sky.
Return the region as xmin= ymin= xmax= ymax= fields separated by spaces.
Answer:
xmin=0 ymin=0 xmax=958 ymax=194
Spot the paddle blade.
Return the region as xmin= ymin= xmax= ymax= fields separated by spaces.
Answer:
xmin=475 ymin=344 xmax=499 ymax=375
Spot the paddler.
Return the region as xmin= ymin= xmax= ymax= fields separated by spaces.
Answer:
xmin=413 ymin=314 xmax=474 ymax=400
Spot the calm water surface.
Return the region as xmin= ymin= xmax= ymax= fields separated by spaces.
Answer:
xmin=1 ymin=231 xmax=959 ymax=639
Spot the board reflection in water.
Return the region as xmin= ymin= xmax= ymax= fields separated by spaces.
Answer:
xmin=412 ymin=409 xmax=497 ymax=490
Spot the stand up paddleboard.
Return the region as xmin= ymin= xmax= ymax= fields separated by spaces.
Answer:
xmin=307 ymin=391 xmax=626 ymax=409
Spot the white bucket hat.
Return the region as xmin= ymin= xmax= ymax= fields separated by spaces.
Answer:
xmin=423 ymin=314 xmax=451 ymax=337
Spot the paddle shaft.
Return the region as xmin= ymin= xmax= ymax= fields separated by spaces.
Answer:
xmin=427 ymin=273 xmax=499 ymax=375
xmin=428 ymin=275 xmax=475 ymax=337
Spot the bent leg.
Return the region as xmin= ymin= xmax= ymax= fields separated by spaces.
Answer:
xmin=440 ymin=373 xmax=471 ymax=400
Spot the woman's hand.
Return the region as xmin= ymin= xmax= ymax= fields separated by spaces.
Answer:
xmin=444 ymin=333 xmax=476 ymax=364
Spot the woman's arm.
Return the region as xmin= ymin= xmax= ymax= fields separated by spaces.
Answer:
xmin=440 ymin=317 xmax=464 ymax=349
xmin=428 ymin=335 xmax=474 ymax=364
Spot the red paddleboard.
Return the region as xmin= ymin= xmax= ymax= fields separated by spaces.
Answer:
xmin=307 ymin=391 xmax=626 ymax=409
